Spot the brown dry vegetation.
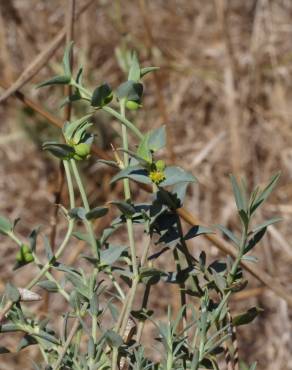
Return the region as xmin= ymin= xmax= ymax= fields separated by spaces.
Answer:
xmin=0 ymin=0 xmax=292 ymax=369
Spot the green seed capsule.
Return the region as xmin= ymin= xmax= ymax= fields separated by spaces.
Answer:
xmin=16 ymin=244 xmax=33 ymax=262
xmin=74 ymin=143 xmax=91 ymax=160
xmin=125 ymin=100 xmax=141 ymax=111
xmin=24 ymin=253 xmax=34 ymax=263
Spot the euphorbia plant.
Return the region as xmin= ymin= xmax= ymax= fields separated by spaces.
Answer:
xmin=0 ymin=44 xmax=281 ymax=370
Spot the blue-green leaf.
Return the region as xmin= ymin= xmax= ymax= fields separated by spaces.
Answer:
xmin=184 ymin=225 xmax=214 ymax=240
xmin=232 ymin=307 xmax=263 ymax=326
xmin=91 ymin=83 xmax=113 ymax=108
xmin=0 ymin=215 xmax=12 ymax=235
xmin=148 ymin=126 xmax=166 ymax=152
xmin=252 ymin=217 xmax=282 ymax=234
xmin=100 ymin=245 xmax=127 ymax=266
xmin=128 ymin=52 xmax=140 ymax=82
xmin=42 ymin=141 xmax=75 ymax=160
xmin=230 ymin=175 xmax=246 ymax=212
xmin=159 ymin=166 xmax=196 ymax=187
xmin=63 ymin=41 xmax=73 ymax=77
xmin=216 ymin=224 xmax=240 ymax=247
xmin=86 ymin=207 xmax=108 ymax=220
xmin=140 ymin=66 xmax=159 ymax=78
xmin=36 ymin=75 xmax=71 ymax=88
xmin=110 ymin=165 xmax=152 ymax=185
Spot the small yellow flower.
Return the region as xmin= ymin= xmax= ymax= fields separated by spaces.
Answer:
xmin=149 ymin=170 xmax=166 ymax=185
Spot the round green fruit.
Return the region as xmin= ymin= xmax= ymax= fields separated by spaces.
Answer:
xmin=74 ymin=143 xmax=91 ymax=160
xmin=125 ymin=100 xmax=141 ymax=111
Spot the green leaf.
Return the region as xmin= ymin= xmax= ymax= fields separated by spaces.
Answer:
xmin=69 ymin=207 xmax=87 ymax=220
xmin=97 ymin=159 xmax=119 ymax=169
xmin=184 ymin=225 xmax=214 ymax=240
xmin=42 ymin=141 xmax=75 ymax=160
xmin=249 ymin=362 xmax=257 ymax=370
xmin=43 ymin=235 xmax=54 ymax=261
xmin=136 ymin=133 xmax=152 ymax=162
xmin=128 ymin=52 xmax=140 ymax=82
xmin=33 ymin=330 xmax=60 ymax=345
xmin=109 ymin=201 xmax=136 ymax=217
xmin=244 ymin=227 xmax=267 ymax=253
xmin=160 ymin=166 xmax=196 ymax=187
xmin=116 ymin=80 xmax=143 ymax=102
xmin=5 ymin=282 xmax=20 ymax=303
xmin=230 ymin=175 xmax=246 ymax=212
xmin=140 ymin=66 xmax=159 ymax=78
xmin=63 ymin=114 xmax=93 ymax=144
xmin=63 ymin=41 xmax=73 ymax=77
xmin=86 ymin=207 xmax=108 ymax=220
xmin=0 ymin=324 xmax=20 ymax=333
xmin=250 ymin=172 xmax=280 ymax=215
xmin=36 ymin=75 xmax=71 ymax=88
xmin=105 ymin=330 xmax=123 ymax=348
xmin=148 ymin=126 xmax=166 ymax=152
xmin=91 ymin=83 xmax=113 ymax=108
xmin=241 ymin=255 xmax=258 ymax=263
xmin=110 ymin=165 xmax=152 ymax=185
xmin=252 ymin=217 xmax=282 ymax=234
xmin=232 ymin=307 xmax=263 ymax=327
xmin=0 ymin=215 xmax=12 ymax=235
xmin=72 ymin=231 xmax=92 ymax=245
xmin=100 ymin=245 xmax=127 ymax=266
xmin=216 ymin=224 xmax=240 ymax=247
xmin=37 ymin=280 xmax=59 ymax=293
xmin=17 ymin=334 xmax=37 ymax=352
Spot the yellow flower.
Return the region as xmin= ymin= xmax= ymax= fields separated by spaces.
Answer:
xmin=149 ymin=170 xmax=166 ymax=185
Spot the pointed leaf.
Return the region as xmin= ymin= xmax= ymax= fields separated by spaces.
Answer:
xmin=109 ymin=201 xmax=136 ymax=217
xmin=230 ymin=175 xmax=246 ymax=211
xmin=140 ymin=66 xmax=159 ymax=78
xmin=37 ymin=75 xmax=71 ymax=88
xmin=232 ymin=307 xmax=263 ymax=326
xmin=63 ymin=41 xmax=73 ymax=77
xmin=100 ymin=245 xmax=128 ymax=266
xmin=91 ymin=83 xmax=113 ymax=108
xmin=128 ymin=52 xmax=140 ymax=82
xmin=0 ymin=215 xmax=12 ymax=235
xmin=110 ymin=165 xmax=151 ymax=185
xmin=148 ymin=126 xmax=166 ymax=152
xmin=86 ymin=207 xmax=108 ymax=220
xmin=252 ymin=217 xmax=282 ymax=233
xmin=216 ymin=224 xmax=240 ymax=247
xmin=250 ymin=173 xmax=280 ymax=215
xmin=160 ymin=166 xmax=196 ymax=187
xmin=244 ymin=227 xmax=267 ymax=253
xmin=184 ymin=225 xmax=214 ymax=240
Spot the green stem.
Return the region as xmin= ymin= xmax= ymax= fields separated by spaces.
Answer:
xmin=228 ymin=228 xmax=248 ymax=285
xmin=26 ymin=220 xmax=74 ymax=290
xmin=70 ymin=159 xmax=98 ymax=257
xmin=102 ymin=105 xmax=143 ymax=140
xmin=112 ymin=101 xmax=140 ymax=370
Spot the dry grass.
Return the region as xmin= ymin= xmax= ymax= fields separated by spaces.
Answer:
xmin=0 ymin=0 xmax=292 ymax=369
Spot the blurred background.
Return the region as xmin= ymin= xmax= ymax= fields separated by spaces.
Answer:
xmin=0 ymin=0 xmax=292 ymax=369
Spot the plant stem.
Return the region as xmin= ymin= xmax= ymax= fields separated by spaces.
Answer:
xmin=111 ymin=101 xmax=140 ymax=370
xmin=70 ymin=159 xmax=98 ymax=257
xmin=27 ymin=222 xmax=74 ymax=290
xmin=102 ymin=105 xmax=143 ymax=140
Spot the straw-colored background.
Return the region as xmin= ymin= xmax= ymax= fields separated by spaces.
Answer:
xmin=0 ymin=1 xmax=292 ymax=369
